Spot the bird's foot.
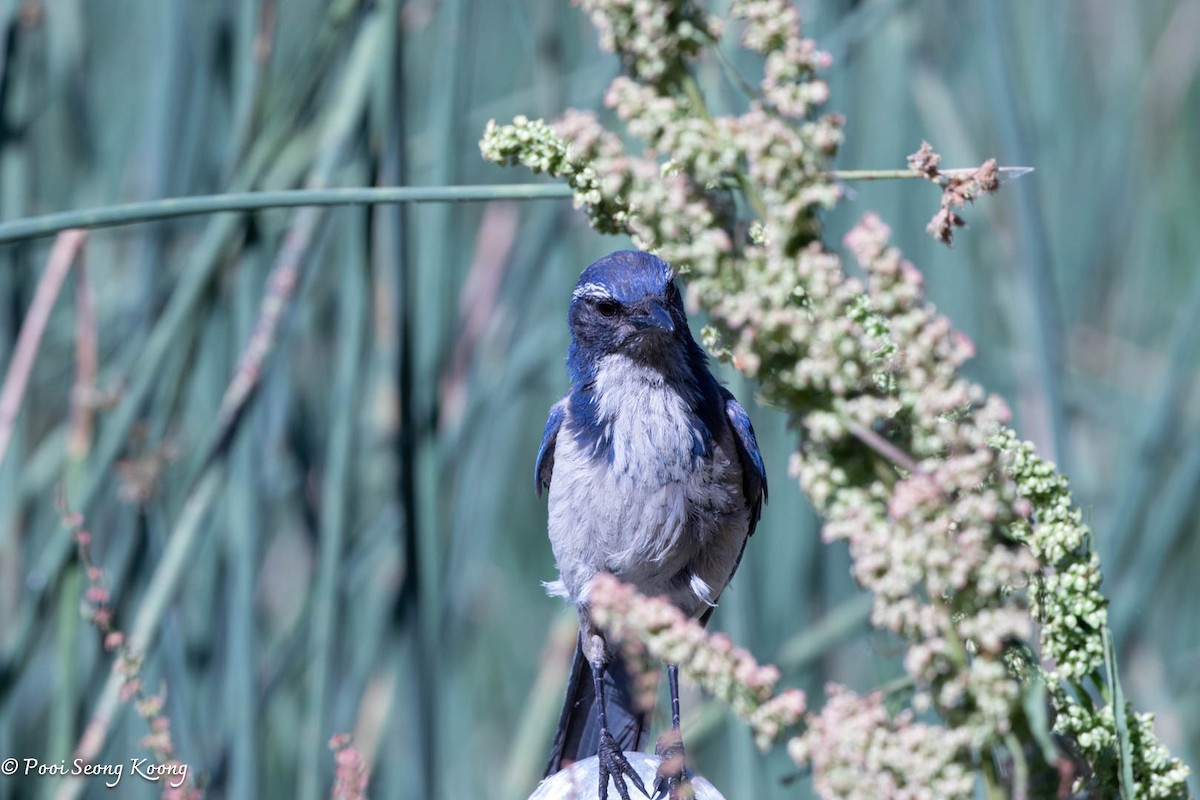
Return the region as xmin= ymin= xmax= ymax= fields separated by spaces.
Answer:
xmin=597 ymin=729 xmax=649 ymax=800
xmin=653 ymin=728 xmax=693 ymax=800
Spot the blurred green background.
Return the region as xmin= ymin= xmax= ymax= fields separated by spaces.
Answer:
xmin=0 ymin=1 xmax=1196 ymax=798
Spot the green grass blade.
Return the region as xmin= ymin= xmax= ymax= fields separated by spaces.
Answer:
xmin=1104 ymin=626 xmax=1137 ymax=800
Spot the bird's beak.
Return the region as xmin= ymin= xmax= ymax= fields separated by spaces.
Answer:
xmin=630 ymin=301 xmax=675 ymax=334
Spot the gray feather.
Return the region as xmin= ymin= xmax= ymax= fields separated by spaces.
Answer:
xmin=547 ymin=353 xmax=752 ymax=619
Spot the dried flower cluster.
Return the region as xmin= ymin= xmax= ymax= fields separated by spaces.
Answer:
xmin=483 ymin=0 xmax=1191 ymax=796
xmin=590 ymin=573 xmax=807 ymax=750
xmin=328 ymin=734 xmax=370 ymax=800
xmin=63 ymin=500 xmax=202 ymax=800
xmin=907 ymin=141 xmax=1001 ymax=245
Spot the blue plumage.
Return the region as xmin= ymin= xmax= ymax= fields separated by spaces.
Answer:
xmin=721 ymin=388 xmax=768 ymax=528
xmin=535 ymin=400 xmax=565 ymax=497
xmin=538 ymin=250 xmax=767 ymax=799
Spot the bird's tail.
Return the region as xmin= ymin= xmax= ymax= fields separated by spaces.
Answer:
xmin=545 ymin=632 xmax=649 ymax=776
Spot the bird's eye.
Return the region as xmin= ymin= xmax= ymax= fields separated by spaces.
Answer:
xmin=595 ymin=299 xmax=619 ymax=317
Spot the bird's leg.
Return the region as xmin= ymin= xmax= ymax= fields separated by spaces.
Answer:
xmin=669 ymin=661 xmax=681 ymax=730
xmin=654 ymin=663 xmax=693 ymax=800
xmin=584 ymin=628 xmax=649 ymax=800
xmin=594 ymin=664 xmax=649 ymax=800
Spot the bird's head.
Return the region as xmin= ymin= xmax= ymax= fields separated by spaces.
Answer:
xmin=566 ymin=250 xmax=701 ymax=380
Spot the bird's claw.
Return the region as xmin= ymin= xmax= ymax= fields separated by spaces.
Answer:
xmin=652 ymin=728 xmax=693 ymax=800
xmin=597 ymin=729 xmax=649 ymax=800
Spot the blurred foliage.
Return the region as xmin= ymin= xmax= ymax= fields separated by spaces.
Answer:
xmin=0 ymin=1 xmax=1195 ymax=799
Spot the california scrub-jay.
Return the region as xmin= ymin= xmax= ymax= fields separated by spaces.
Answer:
xmin=536 ymin=251 xmax=766 ymax=800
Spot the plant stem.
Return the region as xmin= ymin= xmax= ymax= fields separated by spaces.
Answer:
xmin=0 ymin=230 xmax=87 ymax=469
xmin=682 ymin=74 xmax=713 ymax=123
xmin=0 ymin=167 xmax=1036 ymax=248
xmin=831 ymin=166 xmax=1033 ymax=183
xmin=0 ymin=184 xmax=572 ymax=246
xmin=982 ymin=755 xmax=1006 ymax=800
xmin=875 ymin=673 xmax=916 ymax=697
xmin=1104 ymin=627 xmax=1137 ymax=800
xmin=1005 ymin=732 xmax=1030 ymax=800
xmin=846 ymin=420 xmax=925 ymax=476
xmin=683 ymin=73 xmax=772 ymax=220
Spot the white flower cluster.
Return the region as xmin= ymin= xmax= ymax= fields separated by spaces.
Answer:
xmin=994 ymin=431 xmax=1106 ymax=679
xmin=997 ymin=431 xmax=1190 ymax=796
xmin=480 ymin=114 xmax=630 ymax=234
xmin=731 ymin=0 xmax=832 ymax=117
xmin=789 ymin=684 xmax=975 ymax=800
xmin=589 ymin=574 xmax=807 ymax=750
xmin=572 ymin=0 xmax=719 ymax=86
xmin=1053 ymin=692 xmax=1191 ymax=798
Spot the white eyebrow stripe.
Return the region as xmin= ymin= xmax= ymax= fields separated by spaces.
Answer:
xmin=572 ymin=282 xmax=613 ymax=301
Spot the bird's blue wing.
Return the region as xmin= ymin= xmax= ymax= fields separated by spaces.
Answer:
xmin=721 ymin=388 xmax=767 ymax=532
xmin=535 ymin=398 xmax=568 ymax=498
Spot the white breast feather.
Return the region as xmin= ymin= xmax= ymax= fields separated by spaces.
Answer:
xmin=546 ymin=354 xmax=749 ymax=617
